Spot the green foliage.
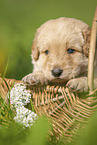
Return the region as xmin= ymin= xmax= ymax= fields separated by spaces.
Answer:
xmin=0 ymin=94 xmax=15 ymax=126
xmin=23 ymin=116 xmax=50 ymax=145
xmin=78 ymin=112 xmax=97 ymax=145
xmin=0 ymin=93 xmax=49 ymax=145
xmin=0 ymin=116 xmax=50 ymax=145
xmin=0 ymin=123 xmax=28 ymax=145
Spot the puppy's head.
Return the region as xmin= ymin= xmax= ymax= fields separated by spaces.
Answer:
xmin=31 ymin=17 xmax=91 ymax=84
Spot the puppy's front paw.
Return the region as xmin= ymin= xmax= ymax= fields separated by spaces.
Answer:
xmin=22 ymin=72 xmax=48 ymax=86
xmin=66 ymin=77 xmax=88 ymax=92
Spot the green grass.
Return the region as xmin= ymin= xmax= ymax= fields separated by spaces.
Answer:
xmin=0 ymin=93 xmax=49 ymax=145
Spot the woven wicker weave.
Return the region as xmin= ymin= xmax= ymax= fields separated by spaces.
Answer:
xmin=30 ymin=85 xmax=97 ymax=140
xmin=1 ymin=77 xmax=97 ymax=141
xmin=0 ymin=7 xmax=97 ymax=143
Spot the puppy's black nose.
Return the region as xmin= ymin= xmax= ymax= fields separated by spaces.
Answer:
xmin=52 ymin=68 xmax=63 ymax=77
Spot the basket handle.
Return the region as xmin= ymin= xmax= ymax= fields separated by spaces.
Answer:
xmin=88 ymin=7 xmax=97 ymax=93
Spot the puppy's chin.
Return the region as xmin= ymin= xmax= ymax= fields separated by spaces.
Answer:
xmin=49 ymin=78 xmax=68 ymax=86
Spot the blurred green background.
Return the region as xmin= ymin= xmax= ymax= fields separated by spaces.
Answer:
xmin=0 ymin=0 xmax=97 ymax=80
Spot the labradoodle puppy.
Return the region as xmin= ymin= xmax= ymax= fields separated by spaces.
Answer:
xmin=22 ymin=17 xmax=97 ymax=92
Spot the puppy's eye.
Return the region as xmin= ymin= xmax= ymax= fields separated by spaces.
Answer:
xmin=67 ymin=48 xmax=75 ymax=54
xmin=44 ymin=50 xmax=49 ymax=55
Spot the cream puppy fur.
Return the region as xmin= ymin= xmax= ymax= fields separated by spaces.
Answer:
xmin=22 ymin=17 xmax=97 ymax=92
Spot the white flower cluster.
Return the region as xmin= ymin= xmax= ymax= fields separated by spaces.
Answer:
xmin=10 ymin=83 xmax=37 ymax=127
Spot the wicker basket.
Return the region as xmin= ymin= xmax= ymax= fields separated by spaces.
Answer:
xmin=0 ymin=7 xmax=97 ymax=143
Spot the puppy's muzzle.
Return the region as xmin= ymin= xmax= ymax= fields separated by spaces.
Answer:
xmin=52 ymin=68 xmax=63 ymax=77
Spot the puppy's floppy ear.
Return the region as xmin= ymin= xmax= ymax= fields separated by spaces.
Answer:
xmin=31 ymin=38 xmax=39 ymax=61
xmin=82 ymin=26 xmax=91 ymax=57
